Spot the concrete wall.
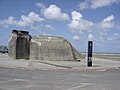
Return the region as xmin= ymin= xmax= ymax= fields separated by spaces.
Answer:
xmin=8 ymin=30 xmax=82 ymax=61
xmin=8 ymin=33 xmax=17 ymax=59
xmin=30 ymin=36 xmax=76 ymax=61
xmin=8 ymin=30 xmax=31 ymax=59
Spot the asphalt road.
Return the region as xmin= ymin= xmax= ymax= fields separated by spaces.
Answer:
xmin=0 ymin=67 xmax=120 ymax=90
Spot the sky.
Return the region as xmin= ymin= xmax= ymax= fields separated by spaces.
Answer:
xmin=0 ymin=0 xmax=120 ymax=53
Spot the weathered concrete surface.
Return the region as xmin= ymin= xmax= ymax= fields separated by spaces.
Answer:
xmin=8 ymin=30 xmax=31 ymax=60
xmin=8 ymin=30 xmax=82 ymax=61
xmin=30 ymin=35 xmax=81 ymax=61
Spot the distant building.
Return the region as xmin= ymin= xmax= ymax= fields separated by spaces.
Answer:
xmin=8 ymin=30 xmax=82 ymax=61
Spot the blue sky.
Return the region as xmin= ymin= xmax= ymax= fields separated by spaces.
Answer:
xmin=0 ymin=0 xmax=120 ymax=53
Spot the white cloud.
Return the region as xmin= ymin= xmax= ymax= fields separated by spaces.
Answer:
xmin=113 ymin=33 xmax=120 ymax=40
xmin=0 ymin=16 xmax=16 ymax=28
xmin=36 ymin=4 xmax=69 ymax=21
xmin=68 ymin=13 xmax=117 ymax=45
xmin=96 ymin=14 xmax=115 ymax=43
xmin=35 ymin=3 xmax=46 ymax=16
xmin=73 ymin=35 xmax=80 ymax=40
xmin=107 ymin=33 xmax=120 ymax=41
xmin=72 ymin=11 xmax=83 ymax=21
xmin=68 ymin=11 xmax=93 ymax=31
xmin=35 ymin=2 xmax=46 ymax=9
xmin=99 ymin=15 xmax=115 ymax=29
xmin=79 ymin=0 xmax=120 ymax=10
xmin=100 ymin=22 xmax=114 ymax=29
xmin=103 ymin=14 xmax=115 ymax=22
xmin=17 ymin=12 xmax=45 ymax=27
xmin=92 ymin=0 xmax=120 ymax=9
xmin=68 ymin=12 xmax=116 ymax=40
xmin=0 ymin=11 xmax=54 ymax=35
xmin=45 ymin=25 xmax=54 ymax=30
xmin=30 ymin=24 xmax=54 ymax=33
xmin=30 ymin=24 xmax=43 ymax=30
xmin=0 ymin=21 xmax=9 ymax=28
xmin=79 ymin=0 xmax=89 ymax=10
xmin=0 ymin=12 xmax=45 ymax=29
xmin=16 ymin=20 xmax=27 ymax=27
xmin=21 ymin=12 xmax=45 ymax=24
xmin=98 ymin=32 xmax=108 ymax=43
xmin=21 ymin=15 xmax=32 ymax=24
xmin=5 ymin=16 xmax=16 ymax=25
xmin=43 ymin=5 xmax=69 ymax=21
xmin=88 ymin=34 xmax=94 ymax=41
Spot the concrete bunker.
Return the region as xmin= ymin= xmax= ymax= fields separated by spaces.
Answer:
xmin=8 ymin=30 xmax=31 ymax=59
xmin=9 ymin=30 xmax=82 ymax=61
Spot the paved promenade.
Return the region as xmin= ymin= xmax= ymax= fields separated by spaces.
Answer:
xmin=0 ymin=53 xmax=120 ymax=90
xmin=0 ymin=53 xmax=120 ymax=71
